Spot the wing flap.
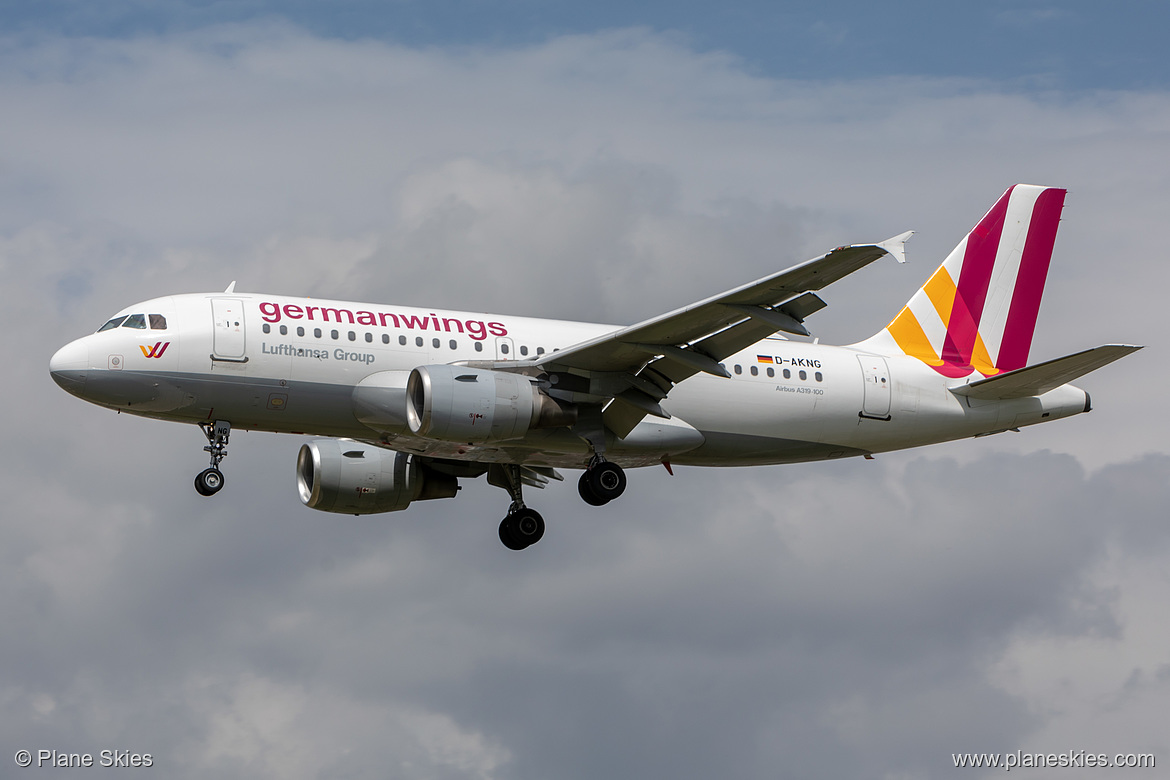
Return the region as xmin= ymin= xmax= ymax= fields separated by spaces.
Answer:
xmin=951 ymin=344 xmax=1142 ymax=400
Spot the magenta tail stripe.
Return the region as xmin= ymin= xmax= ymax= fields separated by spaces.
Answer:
xmin=939 ymin=186 xmax=1014 ymax=366
xmin=996 ymin=188 xmax=1066 ymax=372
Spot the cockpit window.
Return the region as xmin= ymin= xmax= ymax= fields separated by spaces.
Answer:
xmin=121 ymin=314 xmax=147 ymax=329
xmin=149 ymin=314 xmax=168 ymax=330
xmin=98 ymin=316 xmax=128 ymax=332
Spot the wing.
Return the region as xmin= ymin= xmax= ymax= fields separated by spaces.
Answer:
xmin=517 ymin=232 xmax=913 ymax=437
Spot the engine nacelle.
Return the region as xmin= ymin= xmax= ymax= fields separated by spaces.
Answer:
xmin=406 ymin=365 xmax=575 ymax=443
xmin=297 ymin=439 xmax=457 ymax=515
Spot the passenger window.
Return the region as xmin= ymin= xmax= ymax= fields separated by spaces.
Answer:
xmin=815 ymin=371 xmax=823 ymax=382
xmin=520 ymin=345 xmax=529 ymax=356
xmin=331 ymin=330 xmax=339 ymax=340
xmin=149 ymin=314 xmax=167 ymax=330
xmin=263 ymin=324 xmax=271 ymax=334
xmin=449 ymin=340 xmax=457 ymax=350
xmin=474 ymin=342 xmax=483 ymax=352
xmin=121 ymin=314 xmax=147 ymax=329
xmin=348 ymin=331 xmax=356 ymax=341
xmin=432 ymin=338 xmax=440 ymax=349
xmin=297 ymin=326 xmax=305 ymax=337
xmin=734 ymin=365 xmax=742 ymax=375
xmin=799 ymin=370 xmax=807 ymax=380
xmin=314 ymin=328 xmax=322 ymax=338
xmin=501 ymin=343 xmax=510 ymax=355
xmin=783 ymin=369 xmax=791 ymax=379
xmin=280 ymin=325 xmax=288 ymax=335
xmin=750 ymin=365 xmax=758 ymax=376
xmin=365 ymin=333 xmax=373 ymax=343
xmin=398 ymin=335 xmax=406 ymax=345
xmin=767 ymin=367 xmax=774 ymax=378
xmin=98 ymin=316 xmax=128 ymax=332
xmin=536 ymin=347 xmax=545 ymax=355
xmin=415 ymin=337 xmax=423 ymax=347
xmin=381 ymin=334 xmax=389 ymax=344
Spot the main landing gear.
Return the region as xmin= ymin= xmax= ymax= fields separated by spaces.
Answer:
xmin=488 ymin=458 xmax=628 ymax=551
xmin=489 ymin=464 xmax=546 ymax=551
xmin=577 ymin=457 xmax=626 ymax=506
xmin=194 ymin=420 xmax=231 ymax=497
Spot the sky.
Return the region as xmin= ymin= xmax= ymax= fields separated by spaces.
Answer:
xmin=2 ymin=2 xmax=1167 ymax=778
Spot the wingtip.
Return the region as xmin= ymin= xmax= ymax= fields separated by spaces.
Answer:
xmin=876 ymin=231 xmax=914 ymax=264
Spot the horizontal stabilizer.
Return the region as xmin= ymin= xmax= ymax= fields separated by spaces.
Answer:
xmin=951 ymin=344 xmax=1142 ymax=400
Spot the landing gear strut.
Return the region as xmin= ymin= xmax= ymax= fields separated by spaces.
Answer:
xmin=194 ymin=420 xmax=231 ymax=497
xmin=577 ymin=456 xmax=626 ymax=506
xmin=489 ymin=464 xmax=545 ymax=550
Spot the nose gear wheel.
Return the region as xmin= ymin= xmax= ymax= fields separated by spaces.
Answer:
xmin=195 ymin=468 xmax=225 ymax=496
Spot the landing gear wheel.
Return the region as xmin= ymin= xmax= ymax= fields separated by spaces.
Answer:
xmin=587 ymin=461 xmax=626 ymax=503
xmin=195 ymin=468 xmax=225 ymax=496
xmin=514 ymin=507 xmax=545 ymax=545
xmin=499 ymin=507 xmax=545 ymax=550
xmin=578 ymin=471 xmax=610 ymax=506
xmin=499 ymin=517 xmax=523 ymax=550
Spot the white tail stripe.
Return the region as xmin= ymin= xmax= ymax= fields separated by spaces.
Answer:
xmin=980 ymin=185 xmax=1045 ymax=364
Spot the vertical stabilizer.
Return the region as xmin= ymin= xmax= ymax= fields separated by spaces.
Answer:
xmin=865 ymin=185 xmax=1066 ymax=378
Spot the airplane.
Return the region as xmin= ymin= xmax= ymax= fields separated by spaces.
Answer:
xmin=49 ymin=185 xmax=1140 ymax=550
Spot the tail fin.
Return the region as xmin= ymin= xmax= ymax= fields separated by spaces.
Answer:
xmin=869 ymin=184 xmax=1066 ymax=378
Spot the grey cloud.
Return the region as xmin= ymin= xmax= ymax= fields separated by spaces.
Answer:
xmin=9 ymin=439 xmax=1168 ymax=778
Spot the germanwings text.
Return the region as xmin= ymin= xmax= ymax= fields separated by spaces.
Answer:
xmin=258 ymin=301 xmax=506 ymax=341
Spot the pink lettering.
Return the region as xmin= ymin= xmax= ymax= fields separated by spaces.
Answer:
xmin=465 ymin=320 xmax=487 ymax=340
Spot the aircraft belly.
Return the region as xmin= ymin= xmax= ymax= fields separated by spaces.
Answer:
xmin=672 ymin=432 xmax=867 ymax=466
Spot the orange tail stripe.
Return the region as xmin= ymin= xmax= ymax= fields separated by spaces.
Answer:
xmin=922 ymin=266 xmax=957 ymax=326
xmin=887 ymin=308 xmax=943 ymax=366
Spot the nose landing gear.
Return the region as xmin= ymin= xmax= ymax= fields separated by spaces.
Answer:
xmin=194 ymin=420 xmax=231 ymax=496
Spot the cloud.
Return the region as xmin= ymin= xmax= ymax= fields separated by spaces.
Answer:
xmin=4 ymin=22 xmax=1168 ymax=780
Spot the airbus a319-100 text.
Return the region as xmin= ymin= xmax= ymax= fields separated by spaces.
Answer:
xmin=49 ymin=185 xmax=1140 ymax=549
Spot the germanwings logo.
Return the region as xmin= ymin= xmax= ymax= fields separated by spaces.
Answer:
xmin=882 ymin=185 xmax=1066 ymax=378
xmin=139 ymin=342 xmax=170 ymax=359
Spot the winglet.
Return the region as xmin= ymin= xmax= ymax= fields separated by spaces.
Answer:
xmin=224 ymin=281 xmax=237 ymax=294
xmin=874 ymin=231 xmax=913 ymax=264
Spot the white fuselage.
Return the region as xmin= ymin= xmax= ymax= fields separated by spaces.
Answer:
xmin=49 ymin=292 xmax=1090 ymax=470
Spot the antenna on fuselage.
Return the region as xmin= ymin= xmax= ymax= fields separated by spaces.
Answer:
xmin=224 ymin=281 xmax=237 ymax=294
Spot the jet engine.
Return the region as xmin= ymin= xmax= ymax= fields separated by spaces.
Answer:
xmin=406 ymin=365 xmax=575 ymax=443
xmin=297 ymin=439 xmax=457 ymax=515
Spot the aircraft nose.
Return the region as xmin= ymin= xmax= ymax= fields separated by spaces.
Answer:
xmin=49 ymin=338 xmax=89 ymax=395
